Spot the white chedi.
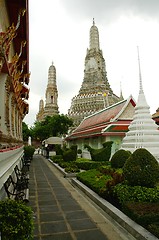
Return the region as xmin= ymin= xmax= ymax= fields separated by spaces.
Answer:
xmin=121 ymin=49 xmax=159 ymax=162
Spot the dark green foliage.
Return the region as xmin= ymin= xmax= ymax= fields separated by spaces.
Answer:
xmin=123 ymin=202 xmax=159 ymax=238
xmin=98 ymin=165 xmax=114 ymax=175
xmin=63 ymin=145 xmax=77 ymax=162
xmin=77 ymin=149 xmax=82 ymax=154
xmin=77 ymin=169 xmax=112 ymax=196
xmin=24 ymin=145 xmax=35 ymax=160
xmin=84 ymin=141 xmax=113 ymax=161
xmin=123 ymin=202 xmax=159 ymax=227
xmin=148 ymin=222 xmax=159 ymax=239
xmin=65 ymin=165 xmax=80 ymax=173
xmin=30 ymin=114 xmax=73 ymax=141
xmin=76 ymin=160 xmax=107 ymax=170
xmin=0 ymin=199 xmax=34 ymax=240
xmin=55 ymin=144 xmax=63 ymax=155
xmin=111 ymin=149 xmax=131 ymax=168
xmin=113 ymin=183 xmax=159 ymax=205
xmin=123 ymin=148 xmax=159 ymax=187
xmin=22 ymin=122 xmax=31 ymax=141
xmin=50 ymin=155 xmax=63 ymax=164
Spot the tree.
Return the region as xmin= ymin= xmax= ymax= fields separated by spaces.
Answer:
xmin=30 ymin=114 xmax=73 ymax=141
xmin=22 ymin=122 xmax=31 ymax=141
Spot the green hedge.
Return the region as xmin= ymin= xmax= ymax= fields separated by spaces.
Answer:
xmin=84 ymin=141 xmax=113 ymax=161
xmin=76 ymin=161 xmax=106 ymax=170
xmin=123 ymin=202 xmax=159 ymax=227
xmin=113 ymin=183 xmax=159 ymax=205
xmin=24 ymin=145 xmax=35 ymax=160
xmin=0 ymin=199 xmax=33 ymax=240
xmin=77 ymin=169 xmax=112 ymax=196
xmin=63 ymin=145 xmax=77 ymax=162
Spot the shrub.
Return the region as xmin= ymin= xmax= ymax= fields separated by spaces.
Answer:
xmin=84 ymin=141 xmax=113 ymax=161
xmin=123 ymin=202 xmax=159 ymax=227
xmin=113 ymin=183 xmax=159 ymax=205
xmin=24 ymin=145 xmax=35 ymax=160
xmin=77 ymin=169 xmax=112 ymax=196
xmin=55 ymin=144 xmax=63 ymax=155
xmin=123 ymin=148 xmax=159 ymax=187
xmin=0 ymin=199 xmax=33 ymax=240
xmin=65 ymin=165 xmax=80 ymax=173
xmin=63 ymin=145 xmax=77 ymax=162
xmin=50 ymin=155 xmax=63 ymax=164
xmin=111 ymin=149 xmax=131 ymax=168
xmin=76 ymin=161 xmax=106 ymax=170
xmin=148 ymin=222 xmax=159 ymax=239
xmin=77 ymin=149 xmax=82 ymax=154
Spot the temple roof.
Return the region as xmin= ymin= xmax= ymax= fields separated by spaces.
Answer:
xmin=5 ymin=0 xmax=29 ymax=76
xmin=67 ymin=96 xmax=136 ymax=140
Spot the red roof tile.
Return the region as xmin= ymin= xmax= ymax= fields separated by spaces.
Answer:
xmin=66 ymin=97 xmax=136 ymax=140
xmin=74 ymin=100 xmax=127 ymax=132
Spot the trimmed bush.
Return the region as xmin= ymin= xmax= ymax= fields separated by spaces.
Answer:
xmin=123 ymin=202 xmax=159 ymax=227
xmin=0 ymin=199 xmax=33 ymax=240
xmin=113 ymin=183 xmax=159 ymax=205
xmin=55 ymin=144 xmax=63 ymax=155
xmin=76 ymin=161 xmax=106 ymax=170
xmin=77 ymin=169 xmax=112 ymax=196
xmin=123 ymin=148 xmax=159 ymax=187
xmin=111 ymin=149 xmax=131 ymax=168
xmin=63 ymin=145 xmax=77 ymax=162
xmin=24 ymin=145 xmax=35 ymax=160
xmin=84 ymin=141 xmax=113 ymax=161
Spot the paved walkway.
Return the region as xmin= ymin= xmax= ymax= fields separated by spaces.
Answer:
xmin=29 ymin=155 xmax=134 ymax=240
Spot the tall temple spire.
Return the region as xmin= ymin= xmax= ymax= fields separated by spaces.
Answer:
xmin=121 ymin=48 xmax=159 ymax=161
xmin=68 ymin=20 xmax=120 ymax=127
xmin=36 ymin=63 xmax=59 ymax=122
xmin=89 ymin=18 xmax=100 ymax=50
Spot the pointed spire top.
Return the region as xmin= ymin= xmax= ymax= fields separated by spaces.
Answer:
xmin=52 ymin=61 xmax=54 ymax=66
xmin=90 ymin=18 xmax=100 ymax=49
xmin=120 ymin=81 xmax=124 ymax=100
xmin=93 ymin=18 xmax=95 ymax=26
xmin=137 ymin=46 xmax=143 ymax=93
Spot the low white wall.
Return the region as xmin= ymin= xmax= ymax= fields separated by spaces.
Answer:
xmin=82 ymin=150 xmax=91 ymax=159
xmin=0 ymin=146 xmax=23 ymax=199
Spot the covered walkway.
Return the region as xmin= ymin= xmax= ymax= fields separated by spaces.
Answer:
xmin=29 ymin=155 xmax=134 ymax=240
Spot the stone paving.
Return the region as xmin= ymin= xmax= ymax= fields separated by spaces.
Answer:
xmin=29 ymin=155 xmax=136 ymax=240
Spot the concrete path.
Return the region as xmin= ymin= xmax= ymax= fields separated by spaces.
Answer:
xmin=29 ymin=155 xmax=135 ymax=240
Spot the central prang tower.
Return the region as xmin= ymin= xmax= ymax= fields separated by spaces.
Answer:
xmin=68 ymin=19 xmax=121 ymax=126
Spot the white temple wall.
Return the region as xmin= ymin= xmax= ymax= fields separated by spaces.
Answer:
xmin=0 ymin=146 xmax=23 ymax=199
xmin=67 ymin=135 xmax=124 ymax=160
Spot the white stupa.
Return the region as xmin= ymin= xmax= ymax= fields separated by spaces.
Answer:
xmin=121 ymin=47 xmax=159 ymax=162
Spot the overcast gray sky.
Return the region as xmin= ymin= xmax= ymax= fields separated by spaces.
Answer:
xmin=24 ymin=0 xmax=159 ymax=126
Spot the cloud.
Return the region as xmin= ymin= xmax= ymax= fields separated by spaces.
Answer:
xmin=26 ymin=0 xmax=159 ymax=127
xmin=61 ymin=0 xmax=159 ymax=23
